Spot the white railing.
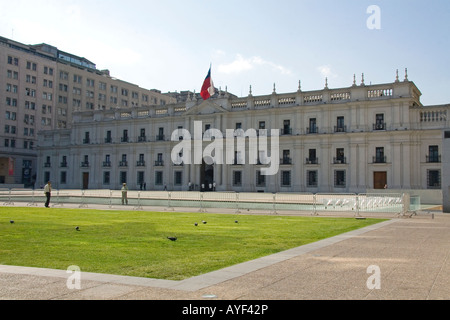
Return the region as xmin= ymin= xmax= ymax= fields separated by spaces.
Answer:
xmin=0 ymin=189 xmax=416 ymax=216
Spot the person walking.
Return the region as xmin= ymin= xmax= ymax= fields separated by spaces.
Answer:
xmin=44 ymin=181 xmax=51 ymax=207
xmin=121 ymin=183 xmax=128 ymax=205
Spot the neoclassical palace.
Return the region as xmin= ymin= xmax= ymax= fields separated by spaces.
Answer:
xmin=37 ymin=72 xmax=449 ymax=193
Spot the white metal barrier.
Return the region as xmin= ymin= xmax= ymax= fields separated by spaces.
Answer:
xmin=2 ymin=188 xmax=412 ymax=216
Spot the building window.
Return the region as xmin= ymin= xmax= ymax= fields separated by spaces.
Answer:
xmin=120 ymin=154 xmax=127 ymax=167
xmin=120 ymin=171 xmax=127 ymax=184
xmin=374 ymin=114 xmax=385 ymax=130
xmin=155 ymin=153 xmax=163 ymax=166
xmin=155 ymin=171 xmax=163 ymax=185
xmin=8 ymin=56 xmax=19 ymax=66
xmin=233 ymin=171 xmax=242 ymax=186
xmin=121 ymin=129 xmax=128 ymax=142
xmin=307 ymin=170 xmax=318 ymax=187
xmin=374 ymin=147 xmax=386 ymax=163
xmin=61 ymin=156 xmax=67 ymax=167
xmin=308 ymin=118 xmax=318 ymax=133
xmin=105 ymin=130 xmax=112 ymax=143
xmin=307 ymin=149 xmax=318 ymax=164
xmin=60 ymin=171 xmax=67 ymax=184
xmin=157 ymin=127 xmax=164 ymax=141
xmin=334 ymin=148 xmax=346 ymax=164
xmin=427 ymin=146 xmax=440 ymax=163
xmin=282 ymin=150 xmax=292 ymax=164
xmin=73 ymin=74 xmax=82 ymax=84
xmin=83 ymin=132 xmax=90 ymax=144
xmin=174 ymin=171 xmax=182 ymax=186
xmin=44 ymin=172 xmax=50 ymax=184
xmin=281 ymin=170 xmax=291 ymax=186
xmin=103 ymin=172 xmax=110 ymax=185
xmin=334 ymin=170 xmax=346 ymax=188
xmin=335 ymin=116 xmax=346 ymax=132
xmin=103 ymin=155 xmax=111 ymax=167
xmin=137 ymin=171 xmax=145 ymax=185
xmin=81 ymin=155 xmax=89 ymax=167
xmin=427 ymin=170 xmax=441 ymax=189
xmin=256 ymin=170 xmax=265 ymax=187
xmin=282 ymin=120 xmax=292 ymax=135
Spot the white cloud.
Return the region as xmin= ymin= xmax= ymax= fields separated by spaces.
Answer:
xmin=317 ymin=65 xmax=338 ymax=78
xmin=218 ymin=54 xmax=291 ymax=75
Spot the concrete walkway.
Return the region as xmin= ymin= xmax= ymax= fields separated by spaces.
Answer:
xmin=1 ymin=203 xmax=449 ymax=300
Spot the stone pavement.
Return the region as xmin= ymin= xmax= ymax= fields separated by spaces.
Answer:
xmin=0 ymin=203 xmax=449 ymax=300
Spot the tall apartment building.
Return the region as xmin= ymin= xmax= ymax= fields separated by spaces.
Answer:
xmin=36 ymin=72 xmax=450 ymax=193
xmin=0 ymin=36 xmax=174 ymax=187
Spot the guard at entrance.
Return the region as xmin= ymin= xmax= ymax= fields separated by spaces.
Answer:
xmin=44 ymin=181 xmax=51 ymax=207
xmin=121 ymin=183 xmax=128 ymax=205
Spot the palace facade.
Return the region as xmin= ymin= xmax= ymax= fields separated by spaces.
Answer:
xmin=36 ymin=72 xmax=449 ymax=193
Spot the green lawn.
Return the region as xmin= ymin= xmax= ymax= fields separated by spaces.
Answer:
xmin=0 ymin=207 xmax=385 ymax=280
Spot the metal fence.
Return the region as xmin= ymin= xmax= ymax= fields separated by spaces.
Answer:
xmin=0 ymin=188 xmax=420 ymax=216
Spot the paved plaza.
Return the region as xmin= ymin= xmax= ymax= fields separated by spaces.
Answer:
xmin=0 ymin=202 xmax=449 ymax=301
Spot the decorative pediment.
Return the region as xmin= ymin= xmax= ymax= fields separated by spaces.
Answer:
xmin=185 ymin=100 xmax=228 ymax=115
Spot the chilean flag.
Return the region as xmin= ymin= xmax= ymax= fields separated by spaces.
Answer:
xmin=200 ymin=66 xmax=214 ymax=100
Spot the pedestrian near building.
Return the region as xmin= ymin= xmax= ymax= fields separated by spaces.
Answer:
xmin=44 ymin=181 xmax=51 ymax=207
xmin=121 ymin=183 xmax=128 ymax=205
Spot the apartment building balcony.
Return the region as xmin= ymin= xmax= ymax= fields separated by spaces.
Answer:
xmin=307 ymin=127 xmax=319 ymax=134
xmin=373 ymin=122 xmax=386 ymax=130
xmin=373 ymin=156 xmax=387 ymax=164
xmin=154 ymin=160 xmax=164 ymax=166
xmin=103 ymin=161 xmax=111 ymax=167
xmin=280 ymin=157 xmax=292 ymax=165
xmin=333 ymin=157 xmax=347 ymax=164
xmin=138 ymin=135 xmax=147 ymax=142
xmin=136 ymin=161 xmax=146 ymax=167
xmin=426 ymin=155 xmax=441 ymax=163
xmin=334 ymin=126 xmax=347 ymax=133
xmin=80 ymin=161 xmax=89 ymax=167
xmin=281 ymin=128 xmax=292 ymax=135
xmin=305 ymin=158 xmax=319 ymax=165
xmin=119 ymin=161 xmax=128 ymax=167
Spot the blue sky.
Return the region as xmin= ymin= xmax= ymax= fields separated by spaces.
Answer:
xmin=1 ymin=0 xmax=449 ymax=105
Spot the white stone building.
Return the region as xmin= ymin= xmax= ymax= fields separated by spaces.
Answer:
xmin=36 ymin=72 xmax=449 ymax=194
